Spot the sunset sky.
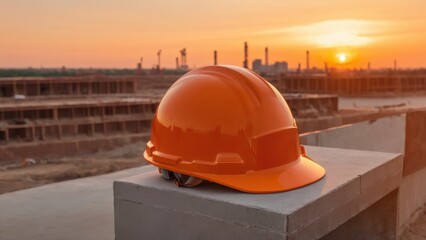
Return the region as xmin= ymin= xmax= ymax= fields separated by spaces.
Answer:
xmin=1 ymin=0 xmax=425 ymax=69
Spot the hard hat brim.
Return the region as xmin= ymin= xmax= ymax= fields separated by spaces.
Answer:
xmin=144 ymin=151 xmax=325 ymax=194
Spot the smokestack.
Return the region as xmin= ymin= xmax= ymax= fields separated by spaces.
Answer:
xmin=243 ymin=42 xmax=248 ymax=69
xmin=324 ymin=62 xmax=328 ymax=73
xmin=214 ymin=50 xmax=217 ymax=65
xmin=297 ymin=63 xmax=301 ymax=73
xmin=157 ymin=50 xmax=161 ymax=69
xmin=265 ymin=47 xmax=269 ymax=66
xmin=368 ymin=62 xmax=371 ymax=71
xmin=136 ymin=57 xmax=144 ymax=75
xmin=394 ymin=59 xmax=397 ymax=71
xmin=306 ymin=50 xmax=310 ymax=72
xmin=180 ymin=48 xmax=187 ymax=67
xmin=176 ymin=57 xmax=180 ymax=69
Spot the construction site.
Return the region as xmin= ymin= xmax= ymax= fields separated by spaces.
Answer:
xmin=0 ymin=42 xmax=426 ymax=240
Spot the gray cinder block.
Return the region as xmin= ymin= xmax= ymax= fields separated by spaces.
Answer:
xmin=114 ymin=146 xmax=402 ymax=240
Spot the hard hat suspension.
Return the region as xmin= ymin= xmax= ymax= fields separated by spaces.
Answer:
xmin=158 ymin=168 xmax=204 ymax=188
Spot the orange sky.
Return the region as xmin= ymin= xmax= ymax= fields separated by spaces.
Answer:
xmin=1 ymin=0 xmax=426 ymax=69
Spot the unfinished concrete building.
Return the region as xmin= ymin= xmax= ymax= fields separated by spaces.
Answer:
xmin=0 ymin=76 xmax=159 ymax=162
xmin=0 ymin=76 xmax=137 ymax=98
xmin=278 ymin=74 xmax=426 ymax=96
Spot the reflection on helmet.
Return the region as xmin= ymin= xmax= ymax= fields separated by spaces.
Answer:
xmin=144 ymin=65 xmax=325 ymax=193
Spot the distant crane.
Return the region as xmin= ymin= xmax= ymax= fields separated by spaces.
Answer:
xmin=214 ymin=50 xmax=217 ymax=65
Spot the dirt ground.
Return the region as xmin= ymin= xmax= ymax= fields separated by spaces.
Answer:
xmin=401 ymin=210 xmax=426 ymax=240
xmin=0 ymin=141 xmax=147 ymax=195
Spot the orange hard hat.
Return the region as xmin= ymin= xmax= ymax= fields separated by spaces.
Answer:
xmin=144 ymin=65 xmax=325 ymax=193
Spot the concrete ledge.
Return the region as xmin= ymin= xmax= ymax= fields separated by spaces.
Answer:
xmin=114 ymin=146 xmax=402 ymax=240
xmin=0 ymin=133 xmax=149 ymax=162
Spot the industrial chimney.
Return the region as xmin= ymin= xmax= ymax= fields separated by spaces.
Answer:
xmin=265 ymin=47 xmax=269 ymax=66
xmin=306 ymin=50 xmax=310 ymax=73
xmin=243 ymin=42 xmax=248 ymax=69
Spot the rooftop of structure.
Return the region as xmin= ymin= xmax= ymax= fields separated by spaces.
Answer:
xmin=0 ymin=97 xmax=158 ymax=110
xmin=0 ymin=76 xmax=138 ymax=82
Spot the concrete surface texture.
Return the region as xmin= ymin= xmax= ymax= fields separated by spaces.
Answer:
xmin=0 ymin=165 xmax=152 ymax=240
xmin=114 ymin=146 xmax=402 ymax=240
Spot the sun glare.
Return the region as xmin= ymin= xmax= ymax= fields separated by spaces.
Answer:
xmin=338 ymin=53 xmax=347 ymax=63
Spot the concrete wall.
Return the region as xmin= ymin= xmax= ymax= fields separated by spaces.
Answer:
xmin=398 ymin=167 xmax=426 ymax=232
xmin=296 ymin=110 xmax=406 ymax=134
xmin=323 ymin=190 xmax=398 ymax=240
xmin=300 ymin=114 xmax=406 ymax=153
xmin=300 ymin=111 xmax=426 ymax=236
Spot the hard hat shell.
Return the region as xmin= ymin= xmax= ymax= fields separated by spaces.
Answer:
xmin=144 ymin=65 xmax=325 ymax=193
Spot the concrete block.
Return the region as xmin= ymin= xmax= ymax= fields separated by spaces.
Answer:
xmin=114 ymin=146 xmax=402 ymax=240
xmin=359 ymin=152 xmax=403 ymax=210
xmin=115 ymin=199 xmax=285 ymax=240
xmin=287 ymin=148 xmax=403 ymax=240
xmin=300 ymin=112 xmax=426 ymax=236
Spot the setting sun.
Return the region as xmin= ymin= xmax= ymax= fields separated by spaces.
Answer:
xmin=338 ymin=53 xmax=347 ymax=63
